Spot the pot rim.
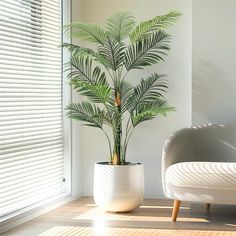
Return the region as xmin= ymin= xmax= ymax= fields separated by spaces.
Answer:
xmin=95 ymin=161 xmax=143 ymax=166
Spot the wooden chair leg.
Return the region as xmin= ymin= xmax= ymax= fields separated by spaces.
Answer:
xmin=205 ymin=203 xmax=210 ymax=211
xmin=172 ymin=200 xmax=181 ymax=222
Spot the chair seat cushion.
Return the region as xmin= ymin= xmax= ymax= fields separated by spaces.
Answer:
xmin=165 ymin=162 xmax=236 ymax=190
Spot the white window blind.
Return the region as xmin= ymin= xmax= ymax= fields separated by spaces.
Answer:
xmin=0 ymin=0 xmax=64 ymax=218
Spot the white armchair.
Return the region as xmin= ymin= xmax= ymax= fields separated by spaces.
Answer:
xmin=162 ymin=124 xmax=236 ymax=221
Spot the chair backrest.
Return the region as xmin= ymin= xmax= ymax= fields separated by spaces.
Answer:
xmin=162 ymin=123 xmax=236 ymax=172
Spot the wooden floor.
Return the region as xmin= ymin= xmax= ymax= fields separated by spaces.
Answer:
xmin=1 ymin=197 xmax=236 ymax=236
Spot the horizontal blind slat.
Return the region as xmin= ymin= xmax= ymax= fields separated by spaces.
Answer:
xmin=0 ymin=180 xmax=63 ymax=208
xmin=0 ymin=182 xmax=63 ymax=215
xmin=0 ymin=155 xmax=63 ymax=172
xmin=0 ymin=40 xmax=61 ymax=54
xmin=0 ymin=17 xmax=60 ymax=33
xmin=0 ymin=78 xmax=61 ymax=85
xmin=0 ymin=120 xmax=62 ymax=132
xmin=0 ymin=165 xmax=63 ymax=190
xmin=0 ymin=132 xmax=62 ymax=146
xmin=0 ymin=136 xmax=62 ymax=150
xmin=1 ymin=168 xmax=63 ymax=188
xmin=0 ymin=54 xmax=61 ymax=67
xmin=0 ymin=137 xmax=63 ymax=155
xmin=0 ymin=0 xmax=61 ymax=11
xmin=0 ymin=110 xmax=62 ymax=117
xmin=0 ymin=32 xmax=60 ymax=46
xmin=1 ymin=148 xmax=63 ymax=163
xmin=0 ymin=129 xmax=62 ymax=146
xmin=0 ymin=4 xmax=61 ymax=22
xmin=0 ymin=47 xmax=62 ymax=59
xmin=1 ymin=175 xmax=63 ymax=201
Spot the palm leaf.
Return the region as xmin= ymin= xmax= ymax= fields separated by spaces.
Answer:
xmin=66 ymin=102 xmax=104 ymax=128
xmin=124 ymin=31 xmax=171 ymax=71
xmin=120 ymin=80 xmax=133 ymax=112
xmin=71 ymin=81 xmax=111 ymax=104
xmin=103 ymin=111 xmax=115 ymax=127
xmin=64 ymin=22 xmax=107 ymax=45
xmin=66 ymin=55 xmax=111 ymax=103
xmin=66 ymin=55 xmax=92 ymax=83
xmin=107 ymin=12 xmax=136 ymax=42
xmin=62 ymin=43 xmax=95 ymax=56
xmin=98 ymin=36 xmax=126 ymax=71
xmin=131 ymin=99 xmax=175 ymax=127
xmin=127 ymin=73 xmax=168 ymax=112
xmin=67 ymin=55 xmax=108 ymax=85
xmin=130 ymin=11 xmax=181 ymax=42
xmin=62 ymin=43 xmax=111 ymax=69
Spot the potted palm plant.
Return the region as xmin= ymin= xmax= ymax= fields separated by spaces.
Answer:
xmin=64 ymin=11 xmax=181 ymax=212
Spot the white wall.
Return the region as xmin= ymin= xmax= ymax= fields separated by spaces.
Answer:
xmin=192 ymin=0 xmax=236 ymax=125
xmin=71 ymin=0 xmax=192 ymax=198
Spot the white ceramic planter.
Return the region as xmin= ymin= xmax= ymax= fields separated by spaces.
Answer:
xmin=93 ymin=162 xmax=144 ymax=212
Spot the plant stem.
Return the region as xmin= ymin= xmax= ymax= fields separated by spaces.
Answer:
xmin=123 ymin=125 xmax=134 ymax=159
xmin=111 ymin=68 xmax=122 ymax=165
xmin=122 ymin=117 xmax=130 ymax=160
xmin=101 ymin=128 xmax=112 ymax=163
xmin=113 ymin=89 xmax=122 ymax=165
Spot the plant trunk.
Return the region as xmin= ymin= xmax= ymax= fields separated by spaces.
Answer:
xmin=113 ymin=91 xmax=122 ymax=165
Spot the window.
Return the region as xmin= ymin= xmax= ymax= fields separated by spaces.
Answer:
xmin=0 ymin=0 xmax=65 ymax=218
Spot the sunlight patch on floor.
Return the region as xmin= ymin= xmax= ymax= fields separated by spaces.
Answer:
xmin=39 ymin=226 xmax=236 ymax=236
xmin=85 ymin=204 xmax=97 ymax=207
xmin=39 ymin=226 xmax=172 ymax=236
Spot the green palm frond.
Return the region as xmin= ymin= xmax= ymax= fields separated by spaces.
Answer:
xmin=98 ymin=36 xmax=126 ymax=71
xmin=66 ymin=102 xmax=105 ymax=128
xmin=66 ymin=55 xmax=92 ymax=83
xmin=120 ymin=80 xmax=133 ymax=113
xmin=62 ymin=43 xmax=95 ymax=56
xmin=107 ymin=12 xmax=136 ymax=42
xmin=64 ymin=22 xmax=107 ymax=45
xmin=67 ymin=56 xmax=111 ymax=103
xmin=71 ymin=81 xmax=111 ymax=104
xmin=67 ymin=55 xmax=108 ymax=85
xmin=130 ymin=11 xmax=181 ymax=42
xmin=124 ymin=31 xmax=171 ymax=71
xmin=131 ymin=99 xmax=175 ymax=127
xmin=102 ymin=111 xmax=115 ymax=127
xmin=127 ymin=73 xmax=168 ymax=112
xmin=62 ymin=43 xmax=111 ymax=69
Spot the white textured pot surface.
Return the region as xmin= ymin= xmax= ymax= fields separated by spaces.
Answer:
xmin=93 ymin=162 xmax=144 ymax=212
